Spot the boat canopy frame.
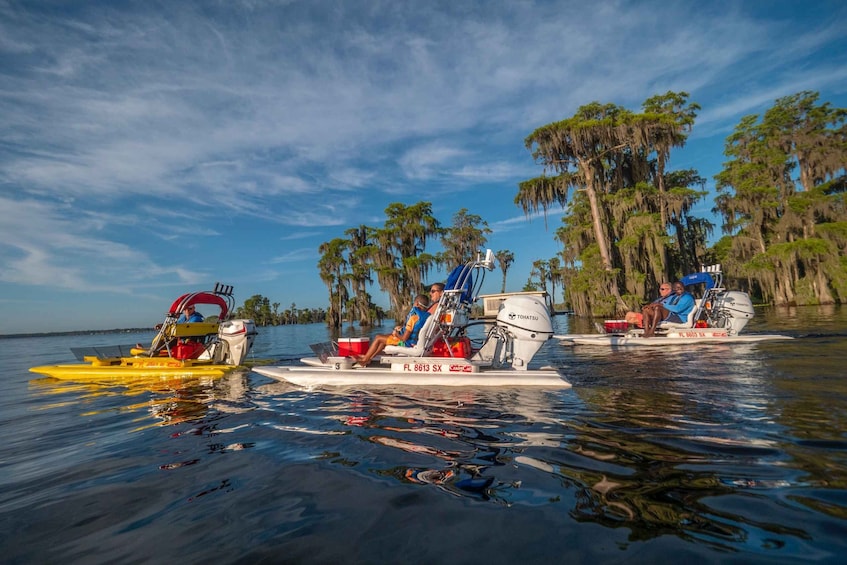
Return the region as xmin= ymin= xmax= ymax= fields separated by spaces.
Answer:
xmin=679 ymin=265 xmax=733 ymax=329
xmin=148 ymin=283 xmax=237 ymax=357
xmin=167 ymin=283 xmax=236 ymax=319
xmin=383 ymin=249 xmax=496 ymax=359
xmin=428 ymin=249 xmax=496 ymax=355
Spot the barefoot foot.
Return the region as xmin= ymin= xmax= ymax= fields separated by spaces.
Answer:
xmin=354 ymin=355 xmax=369 ymax=367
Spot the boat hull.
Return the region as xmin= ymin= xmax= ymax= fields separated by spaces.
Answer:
xmin=29 ymin=358 xmax=235 ymax=381
xmin=555 ymin=332 xmax=793 ymax=346
xmin=252 ymin=357 xmax=571 ymax=388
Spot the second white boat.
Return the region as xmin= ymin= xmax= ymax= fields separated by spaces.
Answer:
xmin=555 ymin=264 xmax=793 ymax=347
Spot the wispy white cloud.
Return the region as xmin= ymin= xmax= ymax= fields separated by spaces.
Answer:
xmin=0 ymin=195 xmax=197 ymax=290
xmin=267 ymin=247 xmax=317 ymax=264
xmin=399 ymin=143 xmax=469 ymax=181
xmin=491 ymin=208 xmax=567 ymax=233
xmin=452 ymin=162 xmax=530 ymax=183
xmin=280 ymin=231 xmax=321 ymax=241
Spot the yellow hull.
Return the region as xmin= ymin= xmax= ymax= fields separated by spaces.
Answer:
xmin=29 ymin=356 xmax=235 ymax=381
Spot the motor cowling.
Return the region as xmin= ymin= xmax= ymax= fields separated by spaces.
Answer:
xmin=494 ymin=295 xmax=553 ymax=370
xmin=712 ymin=291 xmax=754 ymax=335
xmin=217 ymin=319 xmax=258 ymax=365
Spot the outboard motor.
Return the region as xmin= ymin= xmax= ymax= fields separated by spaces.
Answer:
xmin=215 ymin=319 xmax=258 ymax=365
xmin=710 ymin=291 xmax=754 ymax=335
xmin=486 ymin=295 xmax=553 ymax=370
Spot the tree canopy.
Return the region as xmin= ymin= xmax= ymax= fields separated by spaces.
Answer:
xmin=264 ymin=90 xmax=845 ymax=324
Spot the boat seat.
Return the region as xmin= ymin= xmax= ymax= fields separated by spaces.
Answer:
xmin=383 ymin=311 xmax=442 ymax=357
xmin=659 ymin=299 xmax=701 ymax=329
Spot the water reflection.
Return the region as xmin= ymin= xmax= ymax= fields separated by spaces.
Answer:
xmin=29 ymin=370 xmax=253 ymax=429
xmin=252 ymin=329 xmax=844 ymax=555
xmin=9 ymin=307 xmax=846 ymax=562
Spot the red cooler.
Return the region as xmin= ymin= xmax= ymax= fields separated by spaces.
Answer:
xmin=604 ymin=320 xmax=628 ymax=333
xmin=338 ymin=337 xmax=370 ymax=357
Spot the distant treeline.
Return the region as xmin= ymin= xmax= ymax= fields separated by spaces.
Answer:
xmin=231 ymin=295 xmax=333 ymax=327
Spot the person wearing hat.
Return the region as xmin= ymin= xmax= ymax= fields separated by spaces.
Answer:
xmin=147 ymin=304 xmax=205 ymax=351
xmin=177 ymin=304 xmax=204 ymax=323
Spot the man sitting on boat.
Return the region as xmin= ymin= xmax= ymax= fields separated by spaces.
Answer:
xmin=355 ymin=294 xmax=431 ymax=367
xmin=625 ymin=282 xmax=672 ymax=328
xmin=178 ymin=304 xmax=204 ymax=323
xmin=642 ymin=281 xmax=695 ymax=338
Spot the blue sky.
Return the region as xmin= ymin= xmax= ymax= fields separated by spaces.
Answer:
xmin=2 ymin=0 xmax=846 ymax=334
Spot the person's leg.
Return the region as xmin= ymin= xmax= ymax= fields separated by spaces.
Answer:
xmin=357 ymin=334 xmax=389 ymax=366
xmin=645 ymin=306 xmax=669 ymax=337
xmin=641 ymin=304 xmax=656 ymax=328
xmin=641 ymin=305 xmax=656 ymax=336
xmin=643 ymin=305 xmax=659 ymax=337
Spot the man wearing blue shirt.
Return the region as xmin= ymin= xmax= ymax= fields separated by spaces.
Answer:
xmin=643 ymin=281 xmax=695 ymax=337
xmin=626 ymin=282 xmax=672 ymax=327
xmin=177 ymin=304 xmax=204 ymax=323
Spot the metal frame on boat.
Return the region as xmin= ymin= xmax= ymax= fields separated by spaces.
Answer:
xmin=252 ymin=251 xmax=572 ymax=388
xmin=555 ymin=265 xmax=792 ymax=346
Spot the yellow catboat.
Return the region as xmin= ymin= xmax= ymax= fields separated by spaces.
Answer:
xmin=29 ymin=284 xmax=257 ymax=383
xmin=30 ymin=355 xmax=236 ymax=381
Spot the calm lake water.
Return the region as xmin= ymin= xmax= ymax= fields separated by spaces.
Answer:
xmin=2 ymin=306 xmax=846 ymax=563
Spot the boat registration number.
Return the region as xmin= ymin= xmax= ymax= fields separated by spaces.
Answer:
xmin=678 ymin=331 xmax=729 ymax=338
xmin=395 ymin=362 xmax=475 ymax=374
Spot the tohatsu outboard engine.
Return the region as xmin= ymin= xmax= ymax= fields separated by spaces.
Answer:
xmin=709 ymin=291 xmax=755 ymax=335
xmin=475 ymin=295 xmax=553 ymax=370
xmin=210 ymin=319 xmax=258 ymax=365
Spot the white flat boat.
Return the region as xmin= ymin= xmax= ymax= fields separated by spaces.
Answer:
xmin=252 ymin=250 xmax=572 ymax=389
xmin=252 ymin=357 xmax=569 ymax=388
xmin=555 ymin=265 xmax=793 ymax=347
xmin=556 ymin=330 xmax=793 ymax=347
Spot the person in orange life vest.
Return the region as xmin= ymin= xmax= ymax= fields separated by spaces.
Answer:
xmin=625 ymin=283 xmax=672 ymax=327
xmin=355 ymin=294 xmax=430 ymax=367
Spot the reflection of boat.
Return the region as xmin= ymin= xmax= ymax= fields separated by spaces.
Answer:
xmin=555 ymin=265 xmax=793 ymax=346
xmin=30 ymin=283 xmax=258 ymax=381
xmin=252 ymin=251 xmax=572 ymax=388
